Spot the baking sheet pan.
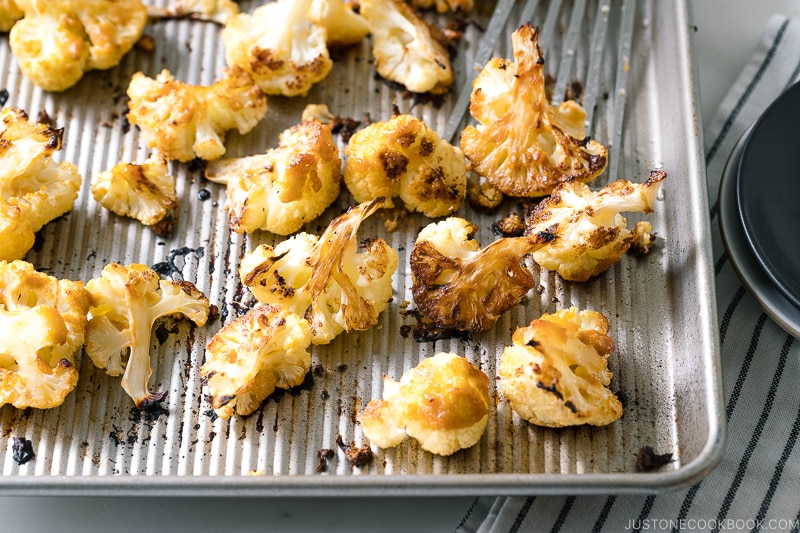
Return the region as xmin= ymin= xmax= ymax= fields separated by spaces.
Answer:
xmin=0 ymin=0 xmax=724 ymax=495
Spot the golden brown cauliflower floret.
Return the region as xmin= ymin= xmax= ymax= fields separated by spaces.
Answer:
xmin=222 ymin=0 xmax=332 ymax=97
xmin=201 ymin=304 xmax=312 ymax=418
xmin=239 ymin=198 xmax=398 ymax=345
xmin=406 ymin=0 xmax=472 ymax=13
xmin=410 ymin=217 xmax=555 ymax=333
xmin=307 ymin=0 xmax=370 ymax=48
xmin=205 ymin=119 xmax=341 ymax=235
xmin=9 ymin=0 xmax=147 ymax=92
xmin=360 ymin=352 xmax=490 ymax=456
xmin=126 ymin=67 xmax=268 ymax=163
xmin=0 ymin=107 xmax=81 ymax=262
xmin=525 ymin=170 xmax=667 ymax=282
xmin=499 ymin=307 xmax=623 ymax=428
xmin=91 ymin=153 xmax=176 ymax=226
xmin=343 ymin=114 xmax=466 ymax=218
xmin=0 ymin=260 xmax=90 ymax=409
xmin=146 ymin=0 xmax=240 ymax=25
xmin=86 ymin=263 xmax=210 ymax=409
xmin=0 ymin=0 xmax=23 ymax=32
xmin=360 ymin=0 xmax=453 ymax=95
xmin=460 ymin=23 xmax=608 ymax=197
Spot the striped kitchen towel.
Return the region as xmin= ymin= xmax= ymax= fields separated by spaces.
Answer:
xmin=457 ymin=13 xmax=800 ymax=533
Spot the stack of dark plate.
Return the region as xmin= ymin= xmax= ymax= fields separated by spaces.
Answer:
xmin=719 ymin=82 xmax=800 ymax=338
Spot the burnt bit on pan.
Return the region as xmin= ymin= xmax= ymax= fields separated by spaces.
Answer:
xmin=329 ymin=116 xmax=361 ymax=143
xmin=316 ymin=448 xmax=335 ymax=472
xmin=336 ymin=434 xmax=372 ymax=467
xmin=11 ymin=437 xmax=35 ymax=465
xmin=151 ymin=246 xmax=205 ymax=280
xmin=0 ymin=88 xmax=9 ymax=107
xmin=635 ymin=446 xmax=673 ymax=472
xmin=399 ymin=309 xmax=471 ymax=343
xmin=150 ymin=214 xmax=174 ymax=238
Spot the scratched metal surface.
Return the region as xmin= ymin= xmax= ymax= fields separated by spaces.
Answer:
xmin=0 ymin=0 xmax=724 ymax=495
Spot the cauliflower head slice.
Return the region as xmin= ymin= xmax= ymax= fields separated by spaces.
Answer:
xmin=205 ymin=119 xmax=341 ymax=235
xmin=85 ymin=263 xmax=210 ymax=409
xmin=360 ymin=0 xmax=453 ymax=95
xmin=525 ymin=169 xmax=667 ymax=282
xmin=0 ymin=0 xmax=23 ymax=32
xmin=201 ymin=304 xmax=312 ymax=418
xmin=406 ymin=0 xmax=473 ymax=13
xmin=343 ymin=114 xmax=466 ymax=218
xmin=0 ymin=260 xmax=90 ymax=409
xmin=0 ymin=107 xmax=81 ymax=261
xmin=222 ymin=0 xmax=332 ymax=97
xmin=126 ymin=67 xmax=268 ymax=163
xmin=410 ymin=217 xmax=556 ymax=333
xmin=239 ymin=198 xmax=398 ymax=345
xmin=460 ymin=23 xmax=608 ymax=197
xmin=307 ymin=0 xmax=369 ymax=48
xmin=146 ymin=0 xmax=240 ymax=25
xmin=91 ymin=153 xmax=177 ymax=226
xmin=360 ymin=352 xmax=490 ymax=456
xmin=9 ymin=0 xmax=147 ymax=92
xmin=499 ymin=307 xmax=623 ymax=427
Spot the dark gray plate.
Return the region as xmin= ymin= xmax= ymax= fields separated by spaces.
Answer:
xmin=723 ymin=127 xmax=800 ymax=338
xmin=737 ymin=81 xmax=800 ymax=309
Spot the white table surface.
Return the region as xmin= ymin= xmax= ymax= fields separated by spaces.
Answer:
xmin=3 ymin=1 xmax=800 ymax=531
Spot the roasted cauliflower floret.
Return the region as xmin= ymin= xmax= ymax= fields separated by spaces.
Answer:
xmin=460 ymin=23 xmax=608 ymax=197
xmin=525 ymin=170 xmax=666 ymax=282
xmin=126 ymin=67 xmax=268 ymax=163
xmin=307 ymin=0 xmax=370 ymax=48
xmin=343 ymin=114 xmax=466 ymax=218
xmin=360 ymin=0 xmax=453 ymax=94
xmin=0 ymin=0 xmax=23 ymax=32
xmin=499 ymin=307 xmax=623 ymax=427
xmin=239 ymin=198 xmax=398 ymax=345
xmin=406 ymin=0 xmax=473 ymax=13
xmin=360 ymin=352 xmax=490 ymax=456
xmin=222 ymin=0 xmax=332 ymax=97
xmin=85 ymin=263 xmax=210 ymax=409
xmin=201 ymin=304 xmax=312 ymax=418
xmin=0 ymin=260 xmax=90 ymax=409
xmin=205 ymin=119 xmax=341 ymax=235
xmin=146 ymin=0 xmax=239 ymax=25
xmin=0 ymin=107 xmax=81 ymax=262
xmin=91 ymin=153 xmax=176 ymax=226
xmin=8 ymin=0 xmax=147 ymax=91
xmin=410 ymin=217 xmax=555 ymax=332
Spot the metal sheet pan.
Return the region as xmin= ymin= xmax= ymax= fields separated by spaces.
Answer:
xmin=0 ymin=0 xmax=724 ymax=495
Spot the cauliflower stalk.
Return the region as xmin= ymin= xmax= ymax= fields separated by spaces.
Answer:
xmin=0 ymin=107 xmax=81 ymax=262
xmin=205 ymin=119 xmax=341 ymax=235
xmin=91 ymin=153 xmax=176 ymax=226
xmin=499 ymin=307 xmax=623 ymax=427
xmin=9 ymin=0 xmax=148 ymax=91
xmin=239 ymin=198 xmax=398 ymax=345
xmin=460 ymin=23 xmax=608 ymax=197
xmin=201 ymin=304 xmax=312 ymax=418
xmin=525 ymin=170 xmax=667 ymax=282
xmin=0 ymin=260 xmax=90 ymax=409
xmin=85 ymin=263 xmax=210 ymax=409
xmin=343 ymin=113 xmax=466 ymax=218
xmin=360 ymin=0 xmax=453 ymax=94
xmin=126 ymin=67 xmax=268 ymax=162
xmin=307 ymin=0 xmax=370 ymax=48
xmin=410 ymin=216 xmax=556 ymax=333
xmin=222 ymin=0 xmax=333 ymax=97
xmin=360 ymin=352 xmax=490 ymax=456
